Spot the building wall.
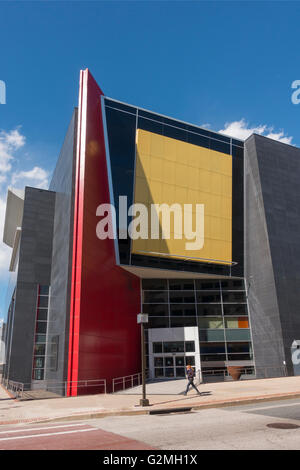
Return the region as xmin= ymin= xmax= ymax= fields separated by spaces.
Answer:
xmin=45 ymin=109 xmax=77 ymax=390
xmin=245 ymin=134 xmax=300 ymax=376
xmin=4 ymin=187 xmax=55 ymax=384
xmin=67 ymin=70 xmax=141 ymax=395
xmin=104 ymin=98 xmax=245 ymax=278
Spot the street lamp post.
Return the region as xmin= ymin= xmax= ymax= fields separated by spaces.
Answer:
xmin=137 ymin=313 xmax=149 ymax=407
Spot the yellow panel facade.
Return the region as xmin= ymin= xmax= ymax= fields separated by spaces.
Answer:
xmin=132 ymin=129 xmax=232 ymax=265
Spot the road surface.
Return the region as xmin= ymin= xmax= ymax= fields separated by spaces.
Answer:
xmin=1 ymin=398 xmax=300 ymax=450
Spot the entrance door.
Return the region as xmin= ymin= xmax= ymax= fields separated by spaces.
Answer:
xmin=154 ymin=356 xmax=194 ymax=378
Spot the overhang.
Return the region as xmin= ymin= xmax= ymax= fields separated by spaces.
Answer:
xmin=3 ymin=188 xmax=24 ymax=248
xmin=120 ymin=264 xmax=241 ymax=280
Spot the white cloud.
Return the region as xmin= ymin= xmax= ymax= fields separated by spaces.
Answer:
xmin=0 ymin=129 xmax=25 ymax=176
xmin=11 ymin=166 xmax=49 ymax=190
xmin=219 ymin=119 xmax=293 ymax=145
xmin=0 ymin=128 xmax=50 ymax=280
xmin=264 ymin=131 xmax=292 ymax=145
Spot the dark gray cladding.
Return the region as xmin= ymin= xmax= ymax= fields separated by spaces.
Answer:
xmin=4 ymin=187 xmax=55 ymax=384
xmin=45 ymin=109 xmax=77 ymax=390
xmin=245 ymin=134 xmax=300 ymax=376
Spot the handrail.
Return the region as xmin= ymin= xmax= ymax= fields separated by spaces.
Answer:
xmin=1 ymin=377 xmax=107 ymax=398
xmin=201 ymin=365 xmax=287 ymax=379
xmin=112 ymin=372 xmax=142 ymax=393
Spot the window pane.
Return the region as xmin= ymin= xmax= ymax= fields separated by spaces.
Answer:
xmin=170 ymin=317 xmax=197 ymax=327
xmin=163 ymin=123 xmax=187 ymax=142
xmin=37 ymin=308 xmax=48 ymax=321
xmin=196 ymin=292 xmax=221 ymax=303
xmin=175 ymin=356 xmax=185 ymax=367
xmin=201 ymin=354 xmax=227 ymax=362
xmin=165 ymin=367 xmax=175 ymax=377
xmin=143 ymin=291 xmax=168 ymax=303
xmin=176 ymin=367 xmax=185 ymax=377
xmin=170 ymin=304 xmax=196 ymax=316
xmin=142 ymin=279 xmax=167 ymax=291
xmin=154 ymin=357 xmax=163 ymax=367
xmin=153 ymin=342 xmax=163 ymax=353
xmin=36 ymin=322 xmax=47 ymax=334
xmin=198 ymin=318 xmax=223 ymax=329
xmin=169 ymin=280 xmax=194 ymax=290
xmin=200 ymin=342 xmax=226 ymax=354
xmin=210 ymin=139 xmax=230 ymax=154
xmin=34 ymin=357 xmax=45 ymax=368
xmin=33 ymin=369 xmax=44 ymax=380
xmin=227 ymin=353 xmax=253 ymax=361
xmin=143 ymin=304 xmax=168 ymax=317
xmin=169 ymin=291 xmax=195 ymax=303
xmin=163 ymin=342 xmax=184 ymax=353
xmin=39 ymin=285 xmax=49 ymax=296
xmin=225 ymin=329 xmax=251 ymax=341
xmin=34 ymin=344 xmax=45 ymax=355
xmin=38 ymin=296 xmax=49 ymax=308
xmin=164 ymin=357 xmax=174 ymax=367
xmin=197 ymin=304 xmax=222 ymax=316
xmin=223 ymin=304 xmax=248 ymax=316
xmin=227 ymin=342 xmax=251 ymax=353
xmin=155 ymin=368 xmax=164 ymax=377
xmin=225 ymin=317 xmax=249 ymax=328
xmin=220 ymin=280 xmax=244 ymax=290
xmin=195 ymin=280 xmax=220 ymax=290
xmin=187 ymin=131 xmax=210 ymax=149
xmin=199 ymin=329 xmax=225 ymax=342
xmin=185 ymin=341 xmax=195 ymax=352
xmin=222 ymin=292 xmax=246 ymax=303
xmin=35 ymin=334 xmax=46 ymax=344
xmin=148 ymin=317 xmax=169 ymax=328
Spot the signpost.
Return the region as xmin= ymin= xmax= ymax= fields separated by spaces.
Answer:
xmin=137 ymin=313 xmax=149 ymax=406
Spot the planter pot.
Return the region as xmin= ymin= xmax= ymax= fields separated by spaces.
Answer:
xmin=227 ymin=366 xmax=243 ymax=381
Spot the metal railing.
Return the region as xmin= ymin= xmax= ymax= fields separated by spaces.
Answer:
xmin=112 ymin=373 xmax=142 ymax=393
xmin=1 ymin=377 xmax=106 ymax=399
xmin=201 ymin=365 xmax=288 ymax=381
xmin=4 ymin=379 xmax=24 ymax=399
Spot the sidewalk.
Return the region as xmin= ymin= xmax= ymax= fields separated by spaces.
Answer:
xmin=1 ymin=376 xmax=300 ymax=426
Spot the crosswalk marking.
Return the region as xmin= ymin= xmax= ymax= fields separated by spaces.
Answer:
xmin=0 ymin=428 xmax=96 ymax=442
xmin=0 ymin=422 xmax=91 ymax=435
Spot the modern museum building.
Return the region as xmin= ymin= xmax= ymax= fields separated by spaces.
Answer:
xmin=2 ymin=69 xmax=300 ymax=395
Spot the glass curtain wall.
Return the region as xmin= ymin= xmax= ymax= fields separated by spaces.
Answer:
xmin=142 ymin=278 xmax=253 ymax=371
xmin=32 ymin=285 xmax=50 ymax=380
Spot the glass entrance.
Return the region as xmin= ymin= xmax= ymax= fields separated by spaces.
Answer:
xmin=154 ymin=355 xmax=195 ymax=378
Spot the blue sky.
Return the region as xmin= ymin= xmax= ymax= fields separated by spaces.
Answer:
xmin=0 ymin=0 xmax=299 ymax=319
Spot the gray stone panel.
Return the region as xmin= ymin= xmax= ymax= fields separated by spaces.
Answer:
xmin=45 ymin=109 xmax=77 ymax=390
xmin=6 ymin=187 xmax=56 ymax=384
xmin=245 ymin=134 xmax=300 ymax=377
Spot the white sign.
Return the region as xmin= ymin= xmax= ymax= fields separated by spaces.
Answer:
xmin=137 ymin=314 xmax=148 ymax=324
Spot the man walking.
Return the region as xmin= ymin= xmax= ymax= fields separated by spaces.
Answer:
xmin=184 ymin=365 xmax=201 ymax=396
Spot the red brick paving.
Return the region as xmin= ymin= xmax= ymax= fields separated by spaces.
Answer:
xmin=0 ymin=423 xmax=157 ymax=450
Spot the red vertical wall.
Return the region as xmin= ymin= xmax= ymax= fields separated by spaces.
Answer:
xmin=68 ymin=69 xmax=141 ymax=395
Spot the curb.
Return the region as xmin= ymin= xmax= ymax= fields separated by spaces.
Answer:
xmin=1 ymin=391 xmax=300 ymax=426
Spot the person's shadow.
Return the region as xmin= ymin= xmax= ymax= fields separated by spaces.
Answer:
xmin=179 ymin=391 xmax=212 ymax=396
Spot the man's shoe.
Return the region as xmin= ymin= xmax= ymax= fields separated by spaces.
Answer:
xmin=183 ymin=392 xmax=187 ymax=396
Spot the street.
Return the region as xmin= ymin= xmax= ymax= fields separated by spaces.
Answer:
xmin=0 ymin=398 xmax=300 ymax=450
